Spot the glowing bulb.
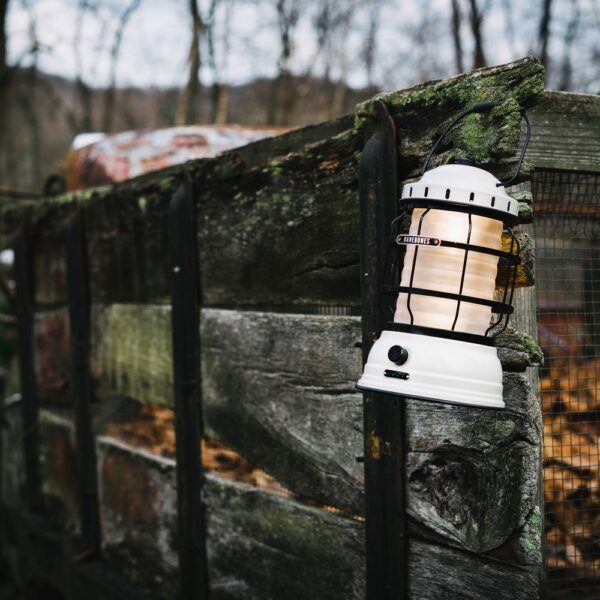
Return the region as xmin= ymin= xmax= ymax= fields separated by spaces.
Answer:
xmin=394 ymin=209 xmax=502 ymax=334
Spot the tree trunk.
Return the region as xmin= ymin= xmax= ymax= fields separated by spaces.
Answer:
xmin=451 ymin=0 xmax=464 ymax=73
xmin=537 ymin=0 xmax=553 ymax=69
xmin=0 ymin=0 xmax=7 ymax=77
xmin=468 ymin=0 xmax=487 ymax=69
xmin=558 ymin=0 xmax=578 ymax=90
xmin=103 ymin=0 xmax=141 ymax=132
xmin=20 ymin=66 xmax=42 ymax=188
xmin=362 ymin=0 xmax=380 ymax=88
xmin=330 ymin=79 xmax=347 ymax=118
xmin=76 ymin=77 xmax=93 ymax=132
xmin=211 ymin=82 xmax=229 ymax=124
xmin=176 ymin=0 xmax=202 ymax=125
xmin=0 ymin=0 xmax=10 ymax=183
xmin=268 ymin=0 xmax=300 ymax=126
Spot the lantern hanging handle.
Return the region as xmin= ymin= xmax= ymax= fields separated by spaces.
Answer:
xmin=497 ymin=108 xmax=531 ymax=188
xmin=420 ymin=101 xmax=531 ymax=188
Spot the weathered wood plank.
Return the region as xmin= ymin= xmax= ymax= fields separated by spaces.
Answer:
xmin=1 ymin=504 xmax=149 ymax=600
xmin=1 ymin=396 xmax=25 ymax=508
xmin=89 ymin=303 xmax=541 ymax=541
xmin=405 ymin=373 xmax=542 ymax=558
xmin=23 ymin=186 xmax=536 ymax=315
xmin=358 ymin=59 xmax=543 ymax=176
xmin=204 ymin=474 xmax=365 ymax=600
xmin=91 ymin=304 xmax=173 ymax=407
xmin=38 ymin=409 xmax=79 ymax=535
xmin=528 ymin=90 xmax=600 ymax=173
xmin=204 ymin=474 xmax=539 ymax=600
xmin=201 ymin=308 xmax=364 ymax=514
xmin=34 ymin=308 xmax=72 ymax=405
xmin=85 ymin=191 xmax=172 ymax=304
xmin=498 ymin=231 xmax=535 ymax=288
xmin=197 ymin=60 xmax=542 ymax=308
xmin=203 ymin=309 xmax=542 ymax=564
xmin=31 ymin=233 xmax=67 ymax=305
xmin=409 ymin=538 xmax=539 ymax=600
xmin=96 ymin=435 xmax=178 ymax=600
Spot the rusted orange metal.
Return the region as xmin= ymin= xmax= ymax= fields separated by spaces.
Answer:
xmin=57 ymin=125 xmax=283 ymax=192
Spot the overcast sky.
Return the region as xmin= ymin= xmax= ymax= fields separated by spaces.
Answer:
xmin=5 ymin=0 xmax=600 ymax=93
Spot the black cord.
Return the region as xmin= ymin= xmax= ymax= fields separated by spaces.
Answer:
xmin=420 ymin=101 xmax=531 ymax=189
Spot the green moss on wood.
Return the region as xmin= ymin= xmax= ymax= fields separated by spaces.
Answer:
xmin=518 ymin=506 xmax=543 ymax=563
xmin=356 ymin=57 xmax=544 ymax=167
xmin=510 ymin=190 xmax=534 ymax=204
xmin=92 ymin=304 xmax=173 ymax=407
xmin=517 ymin=332 xmax=544 ymax=365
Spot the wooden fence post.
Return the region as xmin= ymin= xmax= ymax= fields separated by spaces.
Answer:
xmin=359 ymin=99 xmax=407 ymax=599
xmin=66 ymin=210 xmax=102 ymax=556
xmin=169 ymin=176 xmax=209 ymax=599
xmin=14 ymin=233 xmax=41 ymax=511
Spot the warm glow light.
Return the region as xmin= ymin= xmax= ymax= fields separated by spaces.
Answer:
xmin=394 ymin=209 xmax=502 ymax=334
xmin=356 ymin=161 xmax=521 ymax=408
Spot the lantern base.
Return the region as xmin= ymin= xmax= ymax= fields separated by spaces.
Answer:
xmin=357 ymin=330 xmax=504 ymax=408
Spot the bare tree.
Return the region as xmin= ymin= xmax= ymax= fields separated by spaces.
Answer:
xmin=312 ymin=0 xmax=335 ymax=82
xmin=207 ymin=0 xmax=232 ymax=124
xmin=558 ymin=0 xmax=579 ymax=90
xmin=176 ymin=0 xmax=203 ymax=125
xmin=362 ymin=0 xmax=382 ymax=88
xmin=537 ymin=0 xmax=553 ymax=69
xmin=0 ymin=0 xmax=10 ymax=185
xmin=18 ymin=0 xmax=42 ymax=187
xmin=268 ymin=0 xmax=303 ymax=125
xmin=329 ymin=0 xmax=359 ymax=117
xmin=468 ymin=0 xmax=487 ymax=68
xmin=74 ymin=0 xmax=98 ymax=132
xmin=102 ymin=0 xmax=142 ymax=132
xmin=303 ymin=0 xmax=358 ymax=118
xmin=451 ymin=0 xmax=464 ymax=73
xmin=0 ymin=0 xmax=7 ymax=78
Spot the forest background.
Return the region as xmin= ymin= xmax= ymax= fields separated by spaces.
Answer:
xmin=0 ymin=0 xmax=598 ymax=192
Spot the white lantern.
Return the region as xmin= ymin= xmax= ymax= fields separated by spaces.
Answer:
xmin=357 ymin=160 xmax=522 ymax=408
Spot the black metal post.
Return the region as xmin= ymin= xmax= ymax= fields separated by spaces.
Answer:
xmin=358 ymin=100 xmax=407 ymax=599
xmin=66 ymin=210 xmax=102 ymax=556
xmin=14 ymin=233 xmax=41 ymax=511
xmin=169 ymin=176 xmax=209 ymax=600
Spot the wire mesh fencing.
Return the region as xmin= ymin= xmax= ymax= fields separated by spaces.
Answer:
xmin=533 ymin=169 xmax=600 ymax=599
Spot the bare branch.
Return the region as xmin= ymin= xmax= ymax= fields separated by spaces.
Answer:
xmin=268 ymin=0 xmax=303 ymax=125
xmin=362 ymin=0 xmax=382 ymax=87
xmin=558 ymin=0 xmax=579 ymax=90
xmin=103 ymin=0 xmax=143 ymax=131
xmin=468 ymin=0 xmax=487 ymax=69
xmin=0 ymin=0 xmax=7 ymax=76
xmin=175 ymin=0 xmax=203 ymax=125
xmin=451 ymin=0 xmax=464 ymax=73
xmin=537 ymin=0 xmax=553 ymax=68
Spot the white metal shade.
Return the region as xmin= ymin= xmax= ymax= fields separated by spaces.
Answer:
xmin=356 ymin=331 xmax=504 ymax=408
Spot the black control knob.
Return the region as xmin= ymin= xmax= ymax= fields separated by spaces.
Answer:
xmin=388 ymin=345 xmax=408 ymax=365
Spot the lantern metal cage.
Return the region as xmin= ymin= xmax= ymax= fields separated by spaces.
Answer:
xmin=384 ymin=185 xmax=521 ymax=345
xmin=357 ymin=102 xmax=530 ymax=408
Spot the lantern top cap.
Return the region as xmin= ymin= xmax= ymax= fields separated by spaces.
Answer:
xmin=401 ymin=164 xmax=517 ymax=220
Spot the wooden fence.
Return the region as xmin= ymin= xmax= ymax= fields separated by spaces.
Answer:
xmin=3 ymin=55 xmax=588 ymax=599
